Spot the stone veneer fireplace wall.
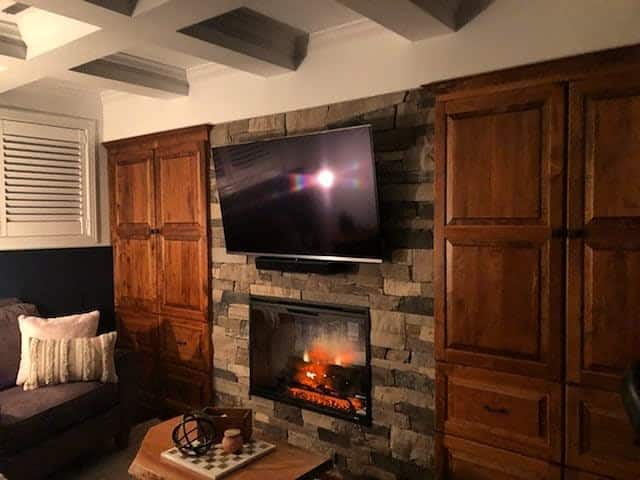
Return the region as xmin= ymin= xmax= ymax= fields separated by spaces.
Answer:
xmin=210 ymin=89 xmax=435 ymax=480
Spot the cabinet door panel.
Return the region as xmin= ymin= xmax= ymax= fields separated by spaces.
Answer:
xmin=436 ymin=434 xmax=562 ymax=480
xmin=443 ymin=85 xmax=564 ymax=227
xmin=436 ymin=364 xmax=562 ymax=462
xmin=156 ymin=142 xmax=209 ymax=321
xmin=160 ymin=317 xmax=210 ymax=370
xmin=566 ymin=386 xmax=640 ymax=480
xmin=435 ymin=85 xmax=565 ymax=381
xmin=567 ymin=74 xmax=640 ymax=390
xmin=110 ymin=149 xmax=157 ymax=311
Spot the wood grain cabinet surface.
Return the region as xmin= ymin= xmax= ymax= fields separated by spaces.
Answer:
xmin=567 ymin=73 xmax=640 ymax=392
xmin=436 ymin=364 xmax=563 ymax=462
xmin=566 ymin=386 xmax=640 ymax=480
xmin=106 ymin=125 xmax=212 ymax=413
xmin=430 ymin=47 xmax=640 ymax=480
xmin=436 ymin=434 xmax=562 ymax=480
xmin=435 ymin=84 xmax=565 ymax=381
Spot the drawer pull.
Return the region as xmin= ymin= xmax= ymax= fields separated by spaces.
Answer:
xmin=483 ymin=405 xmax=509 ymax=415
xmin=176 ymin=340 xmax=188 ymax=346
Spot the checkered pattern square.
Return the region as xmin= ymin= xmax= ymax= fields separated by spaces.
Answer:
xmin=162 ymin=440 xmax=276 ymax=479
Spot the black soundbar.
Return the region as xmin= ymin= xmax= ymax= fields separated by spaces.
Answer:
xmin=255 ymin=256 xmax=355 ymax=274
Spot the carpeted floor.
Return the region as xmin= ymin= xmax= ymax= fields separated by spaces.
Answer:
xmin=49 ymin=419 xmax=160 ymax=480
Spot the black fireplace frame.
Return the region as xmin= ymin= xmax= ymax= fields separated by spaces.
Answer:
xmin=249 ymin=295 xmax=373 ymax=426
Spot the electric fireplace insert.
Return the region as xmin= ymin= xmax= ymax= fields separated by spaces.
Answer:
xmin=249 ymin=296 xmax=372 ymax=425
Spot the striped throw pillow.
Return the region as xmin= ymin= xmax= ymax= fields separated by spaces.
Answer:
xmin=23 ymin=332 xmax=118 ymax=391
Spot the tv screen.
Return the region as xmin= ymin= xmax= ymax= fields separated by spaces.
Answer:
xmin=214 ymin=125 xmax=382 ymax=263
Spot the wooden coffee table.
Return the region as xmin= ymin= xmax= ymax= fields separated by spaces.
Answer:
xmin=129 ymin=417 xmax=333 ymax=480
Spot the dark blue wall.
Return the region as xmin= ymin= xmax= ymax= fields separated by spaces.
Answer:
xmin=0 ymin=246 xmax=115 ymax=332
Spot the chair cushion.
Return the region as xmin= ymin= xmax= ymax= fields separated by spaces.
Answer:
xmin=0 ymin=381 xmax=118 ymax=454
xmin=0 ymin=301 xmax=38 ymax=390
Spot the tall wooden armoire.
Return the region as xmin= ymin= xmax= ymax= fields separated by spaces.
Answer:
xmin=429 ymin=46 xmax=640 ymax=479
xmin=105 ymin=125 xmax=212 ymax=414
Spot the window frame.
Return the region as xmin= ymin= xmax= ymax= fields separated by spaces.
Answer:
xmin=0 ymin=107 xmax=98 ymax=250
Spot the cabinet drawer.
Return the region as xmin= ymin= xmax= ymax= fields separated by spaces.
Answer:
xmin=436 ymin=363 xmax=563 ymax=462
xmin=436 ymin=434 xmax=562 ymax=480
xmin=160 ymin=317 xmax=209 ymax=370
xmin=164 ymin=364 xmax=210 ymax=412
xmin=566 ymin=385 xmax=640 ymax=480
xmin=116 ymin=310 xmax=158 ymax=351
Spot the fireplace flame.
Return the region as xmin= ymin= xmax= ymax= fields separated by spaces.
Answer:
xmin=288 ymin=343 xmax=364 ymax=413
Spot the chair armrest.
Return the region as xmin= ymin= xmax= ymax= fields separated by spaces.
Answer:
xmin=115 ymin=348 xmax=143 ymax=433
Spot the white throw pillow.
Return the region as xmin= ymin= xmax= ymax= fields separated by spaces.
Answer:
xmin=16 ymin=310 xmax=99 ymax=385
xmin=23 ymin=331 xmax=118 ymax=391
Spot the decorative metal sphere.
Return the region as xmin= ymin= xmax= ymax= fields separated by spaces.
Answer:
xmin=172 ymin=413 xmax=216 ymax=457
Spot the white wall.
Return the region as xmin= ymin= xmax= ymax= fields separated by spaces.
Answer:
xmin=0 ymin=80 xmax=111 ymax=248
xmin=102 ymin=0 xmax=640 ymax=140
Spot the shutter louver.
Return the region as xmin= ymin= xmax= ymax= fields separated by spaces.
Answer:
xmin=1 ymin=120 xmax=86 ymax=237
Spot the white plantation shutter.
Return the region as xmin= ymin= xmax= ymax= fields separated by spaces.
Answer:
xmin=0 ymin=109 xmax=97 ymax=247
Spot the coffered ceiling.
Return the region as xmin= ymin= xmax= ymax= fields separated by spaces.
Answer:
xmin=0 ymin=0 xmax=494 ymax=98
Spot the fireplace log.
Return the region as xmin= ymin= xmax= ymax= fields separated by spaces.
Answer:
xmin=283 ymin=356 xmax=368 ymax=398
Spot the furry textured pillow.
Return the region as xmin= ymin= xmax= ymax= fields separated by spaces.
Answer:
xmin=16 ymin=311 xmax=99 ymax=385
xmin=23 ymin=332 xmax=118 ymax=391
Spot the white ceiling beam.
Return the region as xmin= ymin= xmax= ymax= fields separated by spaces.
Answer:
xmin=0 ymin=19 xmax=26 ymax=59
xmin=84 ymin=0 xmax=137 ymax=16
xmin=24 ymin=0 xmax=297 ymax=76
xmin=0 ymin=29 xmax=130 ymax=92
xmin=336 ymin=0 xmax=493 ymax=41
xmin=0 ymin=49 xmax=188 ymax=99
xmin=53 ymin=68 xmax=182 ymax=99
xmin=70 ymin=52 xmax=188 ymax=98
xmin=178 ymin=7 xmax=308 ymax=71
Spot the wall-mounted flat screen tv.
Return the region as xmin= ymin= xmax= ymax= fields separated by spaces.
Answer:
xmin=213 ymin=125 xmax=382 ymax=263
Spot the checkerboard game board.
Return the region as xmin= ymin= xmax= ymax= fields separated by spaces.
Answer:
xmin=161 ymin=440 xmax=276 ymax=479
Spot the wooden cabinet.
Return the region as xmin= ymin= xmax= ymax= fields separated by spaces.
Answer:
xmin=160 ymin=317 xmax=210 ymax=371
xmin=565 ymin=469 xmax=613 ymax=480
xmin=164 ymin=364 xmax=211 ymax=413
xmin=436 ymin=364 xmax=563 ymax=462
xmin=567 ymin=74 xmax=640 ymax=392
xmin=106 ymin=125 xmax=212 ymax=414
xmin=430 ymin=47 xmax=640 ymax=480
xmin=436 ymin=435 xmax=562 ymax=480
xmin=117 ymin=310 xmax=158 ymax=352
xmin=156 ymin=142 xmax=209 ymax=322
xmin=566 ymin=386 xmax=640 ymax=480
xmin=435 ymin=85 xmax=565 ymax=381
xmin=111 ymin=148 xmax=158 ymax=312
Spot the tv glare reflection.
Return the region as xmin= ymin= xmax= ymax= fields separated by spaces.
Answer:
xmin=213 ymin=126 xmax=382 ymax=263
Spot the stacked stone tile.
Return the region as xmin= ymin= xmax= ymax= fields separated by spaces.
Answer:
xmin=209 ymin=89 xmax=435 ymax=480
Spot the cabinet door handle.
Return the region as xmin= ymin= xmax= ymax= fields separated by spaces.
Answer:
xmin=176 ymin=340 xmax=187 ymax=346
xmin=483 ymin=405 xmax=509 ymax=415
